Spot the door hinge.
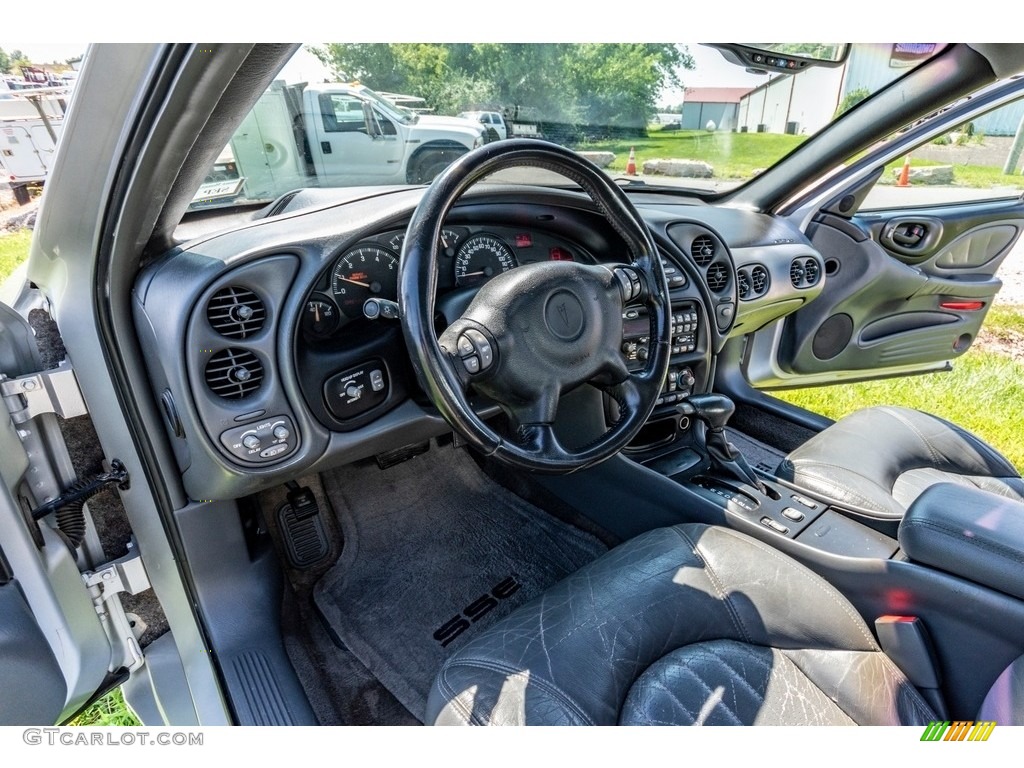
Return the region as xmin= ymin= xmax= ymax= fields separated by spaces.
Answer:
xmin=82 ymin=543 xmax=151 ymax=673
xmin=0 ymin=360 xmax=88 ymax=424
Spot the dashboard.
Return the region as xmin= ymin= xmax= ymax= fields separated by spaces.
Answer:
xmin=132 ymin=184 xmax=825 ymax=501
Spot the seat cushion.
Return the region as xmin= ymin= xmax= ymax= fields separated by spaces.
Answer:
xmin=427 ymin=523 xmax=935 ymax=726
xmin=777 ymin=406 xmax=1024 ymax=519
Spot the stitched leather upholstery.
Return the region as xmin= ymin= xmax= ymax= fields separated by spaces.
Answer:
xmin=426 ymin=523 xmax=935 ymax=726
xmin=777 ymin=406 xmax=1024 ymax=519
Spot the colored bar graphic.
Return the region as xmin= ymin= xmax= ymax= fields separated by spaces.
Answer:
xmin=920 ymin=720 xmax=995 ymax=741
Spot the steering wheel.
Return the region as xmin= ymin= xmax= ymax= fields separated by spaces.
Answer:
xmin=398 ymin=139 xmax=671 ymax=473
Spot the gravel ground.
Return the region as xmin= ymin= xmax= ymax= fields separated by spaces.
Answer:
xmin=996 ymin=240 xmax=1024 ymax=306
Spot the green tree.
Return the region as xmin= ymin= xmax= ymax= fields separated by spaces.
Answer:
xmin=309 ymin=43 xmax=693 ymax=132
xmin=10 ymin=49 xmax=31 ymax=72
xmin=0 ymin=47 xmax=11 ymax=75
xmin=835 ymin=86 xmax=871 ymax=117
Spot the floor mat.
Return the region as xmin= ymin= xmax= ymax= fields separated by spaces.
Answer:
xmin=313 ymin=444 xmax=608 ymax=721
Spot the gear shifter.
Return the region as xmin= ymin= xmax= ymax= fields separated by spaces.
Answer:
xmin=678 ymin=393 xmax=765 ymax=491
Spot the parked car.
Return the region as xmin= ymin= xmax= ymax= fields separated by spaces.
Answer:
xmin=3 ymin=42 xmax=1024 ymax=730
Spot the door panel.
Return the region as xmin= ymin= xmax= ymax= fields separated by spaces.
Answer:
xmin=0 ymin=303 xmax=115 ymax=723
xmin=746 ymin=197 xmax=1023 ymax=388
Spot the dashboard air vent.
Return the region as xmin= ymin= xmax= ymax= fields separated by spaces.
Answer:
xmin=691 ymin=235 xmax=715 ymax=267
xmin=790 ymin=257 xmax=822 ymax=289
xmin=205 ymin=349 xmax=264 ymax=400
xmin=803 ymin=258 xmax=820 ymax=286
xmin=207 ymin=286 xmax=266 ymax=339
xmin=706 ymin=263 xmax=729 ymax=293
xmin=738 ymin=265 xmax=769 ymax=300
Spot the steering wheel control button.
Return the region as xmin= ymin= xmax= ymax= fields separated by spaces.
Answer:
xmin=463 ymin=329 xmax=493 ymax=369
xmin=761 ymin=517 xmax=790 ymax=535
xmin=220 ymin=415 xmax=297 ymax=464
xmin=544 ymin=291 xmax=585 ymax=340
xmin=324 ymin=362 xmax=389 ymax=421
xmin=782 ymin=507 xmax=805 ymax=522
xmin=463 ymin=355 xmax=481 ymax=374
xmin=457 ymin=334 xmax=475 ymax=356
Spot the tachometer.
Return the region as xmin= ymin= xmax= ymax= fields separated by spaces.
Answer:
xmin=454 ymin=234 xmax=517 ymax=286
xmin=331 ymin=245 xmax=399 ymax=318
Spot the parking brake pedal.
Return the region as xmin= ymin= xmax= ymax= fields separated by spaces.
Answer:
xmin=277 ymin=482 xmax=330 ymax=570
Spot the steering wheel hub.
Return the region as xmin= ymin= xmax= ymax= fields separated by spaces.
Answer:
xmin=544 ymin=290 xmax=585 ymax=340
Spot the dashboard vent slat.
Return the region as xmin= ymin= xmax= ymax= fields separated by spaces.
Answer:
xmin=790 ymin=257 xmax=822 ymax=289
xmin=706 ymin=263 xmax=729 ymax=293
xmin=803 ymin=258 xmax=820 ymax=287
xmin=207 ymin=286 xmax=266 ymax=339
xmin=205 ymin=349 xmax=264 ymax=400
xmin=691 ymin=235 xmax=716 ymax=267
xmin=737 ymin=270 xmax=751 ymax=299
xmin=738 ymin=265 xmax=770 ymax=300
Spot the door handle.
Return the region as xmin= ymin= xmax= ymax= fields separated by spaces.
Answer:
xmin=879 ymin=216 xmax=943 ymax=257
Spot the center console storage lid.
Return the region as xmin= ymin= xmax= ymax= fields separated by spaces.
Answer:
xmin=900 ymin=483 xmax=1024 ymax=601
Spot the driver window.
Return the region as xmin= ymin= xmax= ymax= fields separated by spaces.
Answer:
xmin=319 ymin=94 xmax=367 ymax=133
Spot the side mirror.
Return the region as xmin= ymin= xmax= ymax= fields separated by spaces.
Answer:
xmin=706 ymin=43 xmax=849 ymax=75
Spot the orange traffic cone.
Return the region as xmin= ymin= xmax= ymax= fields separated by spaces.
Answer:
xmin=897 ymin=155 xmax=911 ymax=187
xmin=626 ymin=147 xmax=637 ymax=176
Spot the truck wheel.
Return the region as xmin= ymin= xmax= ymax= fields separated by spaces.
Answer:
xmin=12 ymin=183 xmax=32 ymax=206
xmin=407 ymin=150 xmax=461 ymax=185
xmin=483 ymin=127 xmax=500 ymax=144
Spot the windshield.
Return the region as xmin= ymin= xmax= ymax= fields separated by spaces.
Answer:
xmin=190 ymin=43 xmax=944 ymax=210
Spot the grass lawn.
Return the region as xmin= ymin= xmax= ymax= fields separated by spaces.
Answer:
xmin=0 ymin=229 xmax=33 ymax=282
xmin=881 ymin=158 xmax=1024 ymax=190
xmin=577 ymin=130 xmax=807 ymax=179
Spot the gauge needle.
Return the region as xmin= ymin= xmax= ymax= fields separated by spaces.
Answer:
xmin=461 ymin=269 xmax=494 ymax=277
xmin=338 ymin=277 xmax=370 ymax=288
xmin=314 ymin=304 xmax=321 ymax=322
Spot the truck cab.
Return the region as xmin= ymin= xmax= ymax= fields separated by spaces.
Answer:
xmin=302 ymin=83 xmax=485 ymax=185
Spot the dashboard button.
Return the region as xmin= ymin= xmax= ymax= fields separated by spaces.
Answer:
xmin=260 ymin=444 xmax=288 ymax=459
xmin=463 ymin=355 xmax=481 ymax=374
xmin=370 ymin=369 xmax=386 ymax=392
xmin=272 ymin=424 xmax=290 ymax=441
xmin=242 ymin=434 xmax=261 ymax=450
xmin=457 ymin=334 xmax=475 ymax=356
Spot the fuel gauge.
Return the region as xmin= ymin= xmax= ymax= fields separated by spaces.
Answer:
xmin=302 ymin=296 xmax=341 ymax=338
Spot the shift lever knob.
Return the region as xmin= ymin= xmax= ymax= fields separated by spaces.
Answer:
xmin=683 ymin=393 xmax=735 ymax=432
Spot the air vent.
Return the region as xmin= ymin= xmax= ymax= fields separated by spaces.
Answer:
xmin=803 ymin=258 xmax=820 ymax=286
xmin=751 ymin=265 xmax=769 ymax=295
xmin=691 ymin=235 xmax=715 ymax=267
xmin=706 ymin=263 xmax=729 ymax=292
xmin=737 ymin=270 xmax=750 ymax=299
xmin=207 ymin=286 xmax=266 ymax=339
xmin=791 ymin=257 xmax=822 ymax=289
xmin=205 ymin=349 xmax=264 ymax=400
xmin=738 ymin=265 xmax=769 ymax=300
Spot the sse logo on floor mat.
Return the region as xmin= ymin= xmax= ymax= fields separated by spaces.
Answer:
xmin=433 ymin=577 xmax=522 ymax=647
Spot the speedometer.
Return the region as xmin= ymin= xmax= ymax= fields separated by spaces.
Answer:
xmin=454 ymin=235 xmax=517 ymax=286
xmin=330 ymin=245 xmax=399 ymax=318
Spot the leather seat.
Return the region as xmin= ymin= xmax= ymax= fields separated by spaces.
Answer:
xmin=426 ymin=523 xmax=936 ymax=726
xmin=776 ymin=406 xmax=1024 ymax=519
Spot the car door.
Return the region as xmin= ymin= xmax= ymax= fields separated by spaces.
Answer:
xmin=744 ymin=84 xmax=1024 ymax=389
xmin=0 ymin=300 xmax=125 ymax=724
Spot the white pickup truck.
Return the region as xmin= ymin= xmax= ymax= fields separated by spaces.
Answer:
xmin=193 ymin=81 xmax=487 ymax=206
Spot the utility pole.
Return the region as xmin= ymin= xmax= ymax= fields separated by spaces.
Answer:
xmin=1002 ymin=111 xmax=1024 ymax=175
